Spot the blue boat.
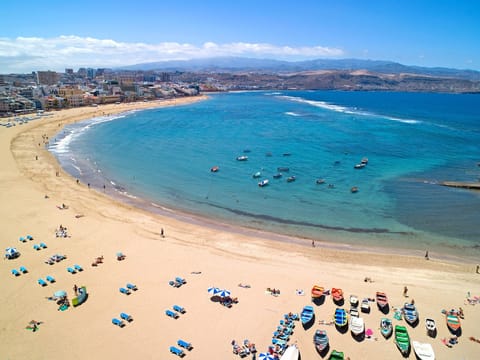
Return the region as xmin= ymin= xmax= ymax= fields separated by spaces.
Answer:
xmin=301 ymin=305 xmax=315 ymax=326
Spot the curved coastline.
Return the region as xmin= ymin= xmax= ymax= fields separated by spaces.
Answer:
xmin=3 ymin=96 xmax=480 ymax=360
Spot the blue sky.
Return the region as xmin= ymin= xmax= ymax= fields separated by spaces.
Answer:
xmin=1 ymin=0 xmax=479 ymax=73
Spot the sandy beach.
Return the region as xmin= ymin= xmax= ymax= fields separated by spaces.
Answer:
xmin=1 ymin=97 xmax=479 ymax=360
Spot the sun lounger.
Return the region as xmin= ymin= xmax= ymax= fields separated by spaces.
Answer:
xmin=165 ymin=309 xmax=179 ymax=319
xmin=169 ymin=280 xmax=182 ymax=287
xmin=169 ymin=346 xmax=185 ymax=357
xmin=173 ymin=305 xmax=186 ymax=314
xmin=38 ymin=278 xmax=47 ymax=286
xmin=177 ymin=339 xmax=193 ymax=350
xmin=175 ymin=277 xmax=186 ymax=284
xmin=271 ymin=338 xmax=287 ymax=346
xmin=33 ymin=244 xmax=41 ymax=251
xmin=40 ymin=242 xmax=47 ymax=249
xmin=74 ymin=264 xmax=83 ymax=271
xmin=119 ymin=287 xmax=131 ymax=295
xmin=116 ymin=252 xmax=126 ymax=260
xmin=19 ymin=266 xmax=28 ymax=273
xmin=120 ymin=312 xmax=132 ymax=322
xmin=12 ymin=269 xmax=20 ymax=276
xmin=126 ymin=283 xmax=137 ymax=291
xmin=273 ymin=331 xmax=289 ymax=341
xmin=112 ymin=318 xmax=125 ymax=327
xmin=67 ymin=267 xmax=76 ymax=274
xmin=46 ymin=275 xmax=55 ymax=283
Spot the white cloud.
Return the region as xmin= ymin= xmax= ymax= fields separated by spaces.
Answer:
xmin=0 ymin=35 xmax=345 ymax=73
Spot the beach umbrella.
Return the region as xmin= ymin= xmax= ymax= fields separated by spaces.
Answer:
xmin=19 ymin=236 xmax=26 ymax=242
xmin=258 ymin=353 xmax=275 ymax=360
xmin=366 ymin=328 xmax=374 ymax=337
xmin=54 ymin=290 xmax=67 ymax=298
xmin=218 ymin=289 xmax=231 ymax=298
xmin=207 ymin=287 xmax=220 ymax=295
xmin=5 ymin=247 xmax=19 ymax=259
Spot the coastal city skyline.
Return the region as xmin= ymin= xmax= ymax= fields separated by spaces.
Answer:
xmin=1 ymin=0 xmax=479 ymax=73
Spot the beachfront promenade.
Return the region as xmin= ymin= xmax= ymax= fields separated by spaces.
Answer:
xmin=1 ymin=100 xmax=480 ymax=359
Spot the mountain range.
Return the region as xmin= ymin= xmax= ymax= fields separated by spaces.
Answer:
xmin=118 ymin=57 xmax=480 ymax=81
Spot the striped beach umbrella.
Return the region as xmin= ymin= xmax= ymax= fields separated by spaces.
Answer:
xmin=218 ymin=289 xmax=231 ymax=298
xmin=258 ymin=352 xmax=275 ymax=360
xmin=207 ymin=287 xmax=220 ymax=295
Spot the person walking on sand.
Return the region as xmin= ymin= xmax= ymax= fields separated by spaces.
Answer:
xmin=476 ymin=264 xmax=480 ymax=274
xmin=403 ymin=286 xmax=408 ymax=297
xmin=161 ymin=228 xmax=165 ymax=237
xmin=425 ymin=250 xmax=429 ymax=260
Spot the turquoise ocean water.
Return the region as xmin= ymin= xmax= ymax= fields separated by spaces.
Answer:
xmin=50 ymin=91 xmax=480 ymax=259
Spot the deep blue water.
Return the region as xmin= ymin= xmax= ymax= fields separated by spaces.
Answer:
xmin=50 ymin=91 xmax=480 ymax=258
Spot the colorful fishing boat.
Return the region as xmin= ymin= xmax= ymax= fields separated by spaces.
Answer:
xmin=328 ymin=350 xmax=344 ymax=360
xmin=380 ymin=318 xmax=393 ymax=339
xmin=313 ymin=329 xmax=329 ymax=353
xmin=300 ymin=305 xmax=315 ymax=327
xmin=394 ymin=325 xmax=410 ymax=356
xmin=412 ymin=341 xmax=435 ymax=360
xmin=425 ymin=318 xmax=436 ymax=337
xmin=403 ymin=302 xmax=418 ymax=325
xmin=311 ymin=285 xmax=325 ymax=299
xmin=350 ymin=316 xmax=364 ymax=336
xmin=446 ymin=312 xmax=461 ymax=333
xmin=376 ymin=291 xmax=388 ymax=311
xmin=331 ymin=288 xmax=344 ymax=304
xmin=334 ymin=308 xmax=348 ymax=328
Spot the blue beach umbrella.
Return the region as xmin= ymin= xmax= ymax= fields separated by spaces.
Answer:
xmin=207 ymin=287 xmax=220 ymax=295
xmin=218 ymin=289 xmax=231 ymax=298
xmin=54 ymin=290 xmax=67 ymax=298
xmin=258 ymin=352 xmax=275 ymax=360
xmin=5 ymin=247 xmax=19 ymax=259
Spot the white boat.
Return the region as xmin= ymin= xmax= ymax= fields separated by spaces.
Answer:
xmin=252 ymin=171 xmax=261 ymax=178
xmin=412 ymin=341 xmax=435 ymax=360
xmin=258 ymin=179 xmax=269 ymax=187
xmin=350 ymin=316 xmax=364 ymax=336
xmin=236 ymin=155 xmax=248 ymax=161
xmin=425 ymin=318 xmax=436 ymax=337
xmin=280 ymin=344 xmax=299 ymax=360
xmin=354 ymin=163 xmax=366 ymax=169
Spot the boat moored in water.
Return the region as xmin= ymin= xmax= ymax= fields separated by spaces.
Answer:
xmin=316 ymin=178 xmax=326 ymax=184
xmin=210 ymin=166 xmax=219 ymax=172
xmin=252 ymin=172 xmax=261 ymax=178
xmin=273 ymin=173 xmax=283 ymax=179
xmin=287 ymin=176 xmax=296 ymax=183
xmin=236 ymin=155 xmax=248 ymax=161
xmin=258 ymin=179 xmax=269 ymax=187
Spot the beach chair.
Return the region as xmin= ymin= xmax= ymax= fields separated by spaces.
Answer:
xmin=112 ymin=318 xmax=125 ymax=327
xmin=46 ymin=275 xmax=55 ymax=283
xmin=273 ymin=331 xmax=289 ymax=341
xmin=126 ymin=283 xmax=137 ymax=291
xmin=12 ymin=269 xmax=20 ymax=276
xmin=19 ymin=266 xmax=28 ymax=274
xmin=38 ymin=278 xmax=47 ymax=286
xmin=271 ymin=338 xmax=287 ymax=346
xmin=175 ymin=277 xmax=186 ymax=284
xmin=33 ymin=244 xmax=41 ymax=251
xmin=177 ymin=339 xmax=193 ymax=350
xmin=74 ymin=264 xmax=83 ymax=271
xmin=40 ymin=242 xmax=47 ymax=249
xmin=116 ymin=252 xmax=126 ymax=261
xmin=169 ymin=346 xmax=185 ymax=357
xmin=169 ymin=280 xmax=182 ymax=287
xmin=119 ymin=287 xmax=131 ymax=295
xmin=120 ymin=312 xmax=133 ymax=322
xmin=173 ymin=305 xmax=186 ymax=314
xmin=67 ymin=267 xmax=76 ymax=274
xmin=165 ymin=309 xmax=179 ymax=319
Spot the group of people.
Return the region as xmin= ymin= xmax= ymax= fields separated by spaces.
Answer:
xmin=267 ymin=288 xmax=281 ymax=296
xmin=55 ymin=224 xmax=68 ymax=238
xmin=231 ymin=339 xmax=256 ymax=357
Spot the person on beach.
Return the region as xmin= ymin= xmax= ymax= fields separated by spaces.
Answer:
xmin=403 ymin=286 xmax=408 ymax=297
xmin=425 ymin=250 xmax=429 ymax=260
xmin=476 ymin=264 xmax=479 ymax=274
xmin=161 ymin=228 xmax=165 ymax=237
xmin=312 ymin=240 xmax=315 ymax=247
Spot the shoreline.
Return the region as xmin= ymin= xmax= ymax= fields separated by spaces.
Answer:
xmin=44 ymin=98 xmax=477 ymax=265
xmin=2 ymin=95 xmax=480 ymax=360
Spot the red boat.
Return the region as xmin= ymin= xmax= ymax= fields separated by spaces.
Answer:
xmin=331 ymin=288 xmax=344 ymax=304
xmin=311 ymin=285 xmax=325 ymax=299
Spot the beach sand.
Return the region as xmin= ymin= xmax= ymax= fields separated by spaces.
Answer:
xmin=1 ymin=97 xmax=479 ymax=360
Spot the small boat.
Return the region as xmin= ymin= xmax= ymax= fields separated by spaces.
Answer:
xmin=349 ymin=308 xmax=359 ymax=318
xmin=331 ymin=288 xmax=344 ymax=304
xmin=277 ymin=167 xmax=290 ymax=172
xmin=300 ymin=305 xmax=315 ymax=326
xmin=236 ymin=155 xmax=248 ymax=161
xmin=403 ymin=302 xmax=418 ymax=325
xmin=258 ymin=179 xmax=269 ymax=187
xmin=273 ymin=173 xmax=283 ymax=179
xmin=328 ymin=350 xmax=344 ymax=360
xmin=412 ymin=341 xmax=435 ymax=360
xmin=354 ymin=163 xmax=366 ymax=169
xmin=394 ymin=325 xmax=410 ymax=356
xmin=376 ymin=292 xmax=389 ymax=311
xmin=334 ymin=308 xmax=348 ymax=327
xmin=350 ymin=186 xmax=359 ymax=193
xmin=361 ymin=157 xmax=369 ymax=164
xmin=311 ymin=285 xmax=324 ymax=299
xmin=349 ymin=294 xmax=359 ymax=307
xmin=446 ymin=312 xmax=461 ymax=333
xmin=252 ymin=171 xmax=261 ymax=178
xmin=243 ymin=149 xmax=251 ymax=153
xmin=265 ymin=152 xmax=273 ymax=157
xmin=283 ymin=153 xmax=291 ymax=157
xmin=313 ymin=329 xmax=329 ymax=353
xmin=380 ymin=318 xmax=393 ymax=339
xmin=280 ymin=343 xmax=299 ymax=360
xmin=361 ymin=298 xmax=370 ymax=313
xmin=286 ymin=176 xmax=296 ymax=182
xmin=425 ymin=318 xmax=436 ymax=337
xmin=316 ymin=178 xmax=325 ymax=184
xmin=350 ymin=316 xmax=364 ymax=336
xmin=210 ymin=166 xmax=219 ymax=172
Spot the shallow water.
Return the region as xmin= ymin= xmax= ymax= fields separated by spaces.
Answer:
xmin=49 ymin=91 xmax=480 ymax=259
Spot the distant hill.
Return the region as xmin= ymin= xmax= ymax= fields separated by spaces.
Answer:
xmin=117 ymin=57 xmax=480 ymax=81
